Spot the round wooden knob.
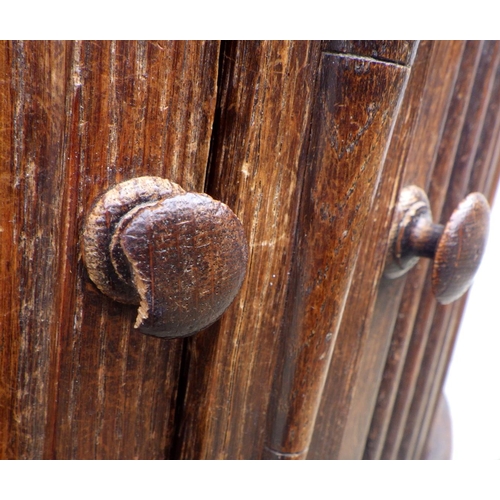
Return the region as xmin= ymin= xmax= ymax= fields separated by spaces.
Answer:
xmin=384 ymin=185 xmax=490 ymax=304
xmin=82 ymin=176 xmax=248 ymax=338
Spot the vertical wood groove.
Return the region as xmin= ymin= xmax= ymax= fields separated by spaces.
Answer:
xmin=309 ymin=41 xmax=425 ymax=460
xmin=175 ymin=41 xmax=324 ymax=459
xmin=406 ymin=52 xmax=500 ymax=459
xmin=362 ymin=40 xmax=500 ymax=460
xmin=0 ymin=41 xmax=219 ymax=459
xmin=2 ymin=40 xmax=499 ymax=460
xmin=391 ymin=41 xmax=500 ymax=460
xmin=265 ymin=51 xmax=410 ymax=459
xmin=0 ymin=41 xmax=18 ymax=459
xmin=363 ymin=40 xmax=471 ymax=460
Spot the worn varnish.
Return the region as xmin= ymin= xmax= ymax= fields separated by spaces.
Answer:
xmin=1 ymin=40 xmax=499 ymax=460
xmin=82 ymin=176 xmax=248 ymax=338
xmin=0 ymin=41 xmax=219 ymax=458
xmin=175 ymin=41 xmax=324 ymax=459
xmin=365 ymin=41 xmax=500 ymax=460
xmin=264 ymin=49 xmax=410 ymax=459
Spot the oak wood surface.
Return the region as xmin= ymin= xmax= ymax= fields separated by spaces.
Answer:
xmin=174 ymin=41 xmax=414 ymax=460
xmin=323 ymin=41 xmax=417 ymax=66
xmin=365 ymin=40 xmax=500 ymax=460
xmin=403 ymin=46 xmax=500 ymax=459
xmin=363 ymin=40 xmax=474 ymax=459
xmin=264 ymin=49 xmax=409 ymax=459
xmin=309 ymin=40 xmax=429 ymax=459
xmin=1 ymin=40 xmax=499 ymax=460
xmin=389 ymin=41 xmax=500 ymax=460
xmin=0 ymin=40 xmax=219 ymax=459
xmin=175 ymin=41 xmax=324 ymax=459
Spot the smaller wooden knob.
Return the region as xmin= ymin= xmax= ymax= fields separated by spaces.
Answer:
xmin=384 ymin=185 xmax=490 ymax=304
xmin=82 ymin=176 xmax=248 ymax=338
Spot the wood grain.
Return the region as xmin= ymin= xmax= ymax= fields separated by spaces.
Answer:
xmin=2 ymin=40 xmax=499 ymax=460
xmin=264 ymin=51 xmax=409 ymax=459
xmin=308 ymin=40 xmax=429 ymax=460
xmin=364 ymin=41 xmax=500 ymax=460
xmin=402 ymin=48 xmax=500 ymax=459
xmin=176 ymin=41 xmax=411 ymax=460
xmin=0 ymin=39 xmax=20 ymax=458
xmin=415 ymin=107 xmax=500 ymax=458
xmin=362 ymin=40 xmax=472 ymax=460
xmin=0 ymin=41 xmax=219 ymax=459
xmin=323 ymin=41 xmax=418 ymax=66
xmin=1 ymin=41 xmax=72 ymax=459
xmin=175 ymin=41 xmax=323 ymax=459
xmin=368 ymin=41 xmax=484 ymax=460
xmin=386 ymin=41 xmax=500 ymax=460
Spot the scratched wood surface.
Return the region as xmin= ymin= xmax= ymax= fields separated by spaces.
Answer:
xmin=319 ymin=39 xmax=468 ymax=460
xmin=263 ymin=46 xmax=410 ymax=459
xmin=0 ymin=40 xmax=219 ymax=459
xmin=174 ymin=41 xmax=324 ymax=459
xmin=364 ymin=40 xmax=500 ymax=460
xmin=324 ymin=41 xmax=416 ymax=66
xmin=175 ymin=41 xmax=412 ymax=459
xmin=1 ymin=40 xmax=499 ymax=460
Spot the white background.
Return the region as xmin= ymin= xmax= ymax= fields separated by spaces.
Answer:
xmin=445 ymin=189 xmax=500 ymax=459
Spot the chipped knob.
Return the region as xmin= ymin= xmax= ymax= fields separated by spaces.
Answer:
xmin=384 ymin=185 xmax=490 ymax=304
xmin=82 ymin=176 xmax=248 ymax=338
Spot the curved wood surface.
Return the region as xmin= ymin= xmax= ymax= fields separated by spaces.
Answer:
xmin=1 ymin=40 xmax=498 ymax=459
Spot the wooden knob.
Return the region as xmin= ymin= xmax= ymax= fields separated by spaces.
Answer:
xmin=82 ymin=176 xmax=248 ymax=338
xmin=384 ymin=185 xmax=490 ymax=304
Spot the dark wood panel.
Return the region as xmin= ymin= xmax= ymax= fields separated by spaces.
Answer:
xmin=365 ymin=41 xmax=484 ymax=460
xmin=264 ymin=51 xmax=409 ymax=459
xmin=310 ymin=40 xmax=466 ymax=460
xmin=385 ymin=40 xmax=500 ymax=460
xmin=308 ymin=40 xmax=429 ymax=460
xmin=403 ymin=49 xmax=500 ymax=459
xmin=175 ymin=41 xmax=324 ymax=459
xmin=361 ymin=40 xmax=471 ymax=460
xmin=1 ymin=40 xmax=73 ymax=459
xmin=0 ymin=40 xmax=22 ymax=458
xmin=362 ymin=40 xmax=500 ymax=460
xmin=0 ymin=40 xmax=219 ymax=459
xmin=2 ymin=40 xmax=499 ymax=461
xmin=323 ymin=41 xmax=418 ymax=66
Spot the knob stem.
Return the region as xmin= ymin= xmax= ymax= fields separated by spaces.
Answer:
xmin=410 ymin=219 xmax=443 ymax=260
